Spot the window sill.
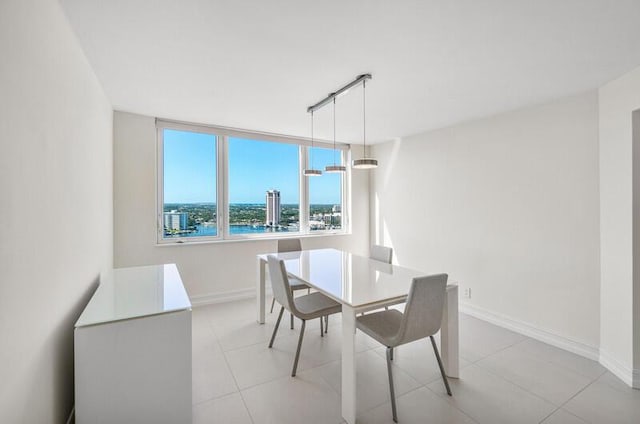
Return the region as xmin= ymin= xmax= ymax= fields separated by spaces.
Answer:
xmin=155 ymin=230 xmax=351 ymax=247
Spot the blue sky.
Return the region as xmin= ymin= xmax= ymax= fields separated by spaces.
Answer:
xmin=163 ymin=130 xmax=341 ymax=204
xmin=164 ymin=130 xmax=216 ymax=203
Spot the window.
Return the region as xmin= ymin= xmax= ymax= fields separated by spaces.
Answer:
xmin=308 ymin=147 xmax=343 ymax=231
xmin=227 ymin=137 xmax=300 ymax=235
xmin=157 ymin=121 xmax=349 ymax=243
xmin=160 ymin=129 xmax=218 ymax=240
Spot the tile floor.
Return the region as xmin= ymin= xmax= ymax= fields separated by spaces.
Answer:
xmin=191 ymin=298 xmax=640 ymax=424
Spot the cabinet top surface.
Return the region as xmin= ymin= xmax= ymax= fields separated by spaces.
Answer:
xmin=75 ymin=263 xmax=191 ymax=327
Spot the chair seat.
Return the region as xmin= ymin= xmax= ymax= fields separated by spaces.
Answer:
xmin=356 ymin=309 xmax=404 ymax=347
xmin=294 ymin=292 xmax=341 ymax=320
xmin=288 ymin=275 xmax=310 ymax=290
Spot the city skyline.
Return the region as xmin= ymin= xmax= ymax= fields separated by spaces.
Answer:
xmin=162 ymin=202 xmax=341 ymax=238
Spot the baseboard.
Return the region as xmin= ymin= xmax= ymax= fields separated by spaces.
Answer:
xmin=599 ymin=350 xmax=640 ymax=389
xmin=459 ymin=302 xmax=600 ymax=361
xmin=190 ymin=286 xmax=271 ymax=307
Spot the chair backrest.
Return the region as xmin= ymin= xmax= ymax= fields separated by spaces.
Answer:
xmin=393 ymin=273 xmax=448 ymax=346
xmin=267 ymin=255 xmax=296 ymax=313
xmin=371 ymin=245 xmax=393 ymax=264
xmin=278 ymin=238 xmax=302 ymax=253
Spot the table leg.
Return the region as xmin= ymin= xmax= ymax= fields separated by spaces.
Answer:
xmin=342 ymin=305 xmax=357 ymax=424
xmin=441 ymin=284 xmax=459 ymax=378
xmin=257 ymin=258 xmax=266 ymax=324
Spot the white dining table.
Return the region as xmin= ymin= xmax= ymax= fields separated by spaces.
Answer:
xmin=256 ymin=248 xmax=459 ymax=424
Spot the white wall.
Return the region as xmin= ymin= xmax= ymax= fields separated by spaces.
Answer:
xmin=371 ymin=91 xmax=601 ymax=353
xmin=599 ymin=64 xmax=640 ymax=386
xmin=0 ymin=0 xmax=113 ymax=422
xmin=113 ymin=111 xmax=369 ymax=299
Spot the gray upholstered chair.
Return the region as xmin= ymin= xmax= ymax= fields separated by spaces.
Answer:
xmin=371 ymin=244 xmax=393 ymax=264
xmin=277 ymin=238 xmax=303 ymax=253
xmin=270 ymin=238 xmax=312 ymax=329
xmin=267 ymin=255 xmax=342 ymax=376
xmin=356 ymin=273 xmax=452 ymax=423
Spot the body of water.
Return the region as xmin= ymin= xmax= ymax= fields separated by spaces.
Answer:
xmin=164 ymin=224 xmax=297 ymax=238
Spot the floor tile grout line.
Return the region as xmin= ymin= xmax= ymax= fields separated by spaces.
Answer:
xmin=190 ymin=390 xmax=245 ymax=409
xmin=192 ymin=337 xmax=239 ymax=407
xmin=215 ymin=324 xmax=303 ymax=354
xmin=469 ymin=338 xmax=606 ymax=414
xmin=467 ymin=333 xmax=532 ymax=363
xmin=535 ymin=375 xmax=602 ymax=424
xmin=227 ymin=314 xmax=464 ymax=387
xmin=426 ymin=360 xmax=563 ymax=422
xmin=227 ymin=347 xmax=423 ymax=421
xmin=471 ymin=357 xmax=580 ymax=409
xmin=199 ymin=302 xmax=615 ymax=423
xmin=557 ymin=407 xmax=593 ymax=423
xmin=304 ymin=349 xmax=431 ymax=419
xmin=367 ymin=340 xmax=478 ymax=387
xmin=227 ymin=336 xmax=362 ymax=394
xmin=474 ymin=344 xmax=599 ymax=392
xmin=219 ymin=337 xmax=257 ymax=424
xmin=421 ymin=379 xmax=481 ymax=423
xmin=305 ymin=359 xmax=342 ymax=398
xmin=223 ymin=336 xmax=339 ymax=393
xmin=191 ymin=393 xmax=235 ymax=408
xmin=536 ymin=406 xmax=562 ymax=424
xmin=358 ymin=384 xmax=426 ymax=419
xmin=463 ymin=316 xmax=607 ymax=382
xmin=235 ymin=366 xmax=344 ymax=422
xmin=505 ymin=340 xmax=607 ymax=382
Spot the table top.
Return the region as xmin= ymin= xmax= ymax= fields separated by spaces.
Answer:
xmin=75 ymin=263 xmax=192 ymax=327
xmin=259 ymin=248 xmax=453 ymax=308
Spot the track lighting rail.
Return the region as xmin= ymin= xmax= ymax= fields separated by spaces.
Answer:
xmin=307 ymin=74 xmax=372 ymax=113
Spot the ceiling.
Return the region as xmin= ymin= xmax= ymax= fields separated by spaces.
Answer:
xmin=60 ymin=0 xmax=640 ymax=144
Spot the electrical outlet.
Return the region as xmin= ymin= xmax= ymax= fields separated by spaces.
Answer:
xmin=463 ymin=287 xmax=471 ymax=299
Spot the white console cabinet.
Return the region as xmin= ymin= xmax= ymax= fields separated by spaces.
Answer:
xmin=75 ymin=264 xmax=192 ymax=424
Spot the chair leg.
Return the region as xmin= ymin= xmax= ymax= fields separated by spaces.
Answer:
xmin=290 ymin=288 xmax=295 ymax=329
xmin=386 ymin=347 xmax=398 ymax=423
xmin=269 ymin=307 xmax=284 ymax=348
xmin=390 ymin=347 xmax=394 ymax=361
xmin=430 ymin=335 xmax=452 ymax=396
xmin=292 ymin=320 xmax=306 ymax=376
xmin=320 ymin=316 xmax=324 ymax=337
xmin=270 ymin=297 xmax=276 ymax=313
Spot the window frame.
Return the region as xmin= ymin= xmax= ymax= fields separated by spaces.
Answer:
xmin=156 ymin=119 xmax=350 ymax=244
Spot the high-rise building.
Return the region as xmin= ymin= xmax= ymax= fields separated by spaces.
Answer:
xmin=164 ymin=210 xmax=189 ymax=231
xmin=265 ymin=190 xmax=281 ymax=226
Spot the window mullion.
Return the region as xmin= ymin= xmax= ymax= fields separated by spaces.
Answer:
xmin=220 ymin=135 xmax=229 ymax=239
xmin=156 ymin=126 xmax=164 ymax=243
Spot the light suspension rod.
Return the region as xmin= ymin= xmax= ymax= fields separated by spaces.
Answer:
xmin=307 ymin=74 xmax=372 ymax=113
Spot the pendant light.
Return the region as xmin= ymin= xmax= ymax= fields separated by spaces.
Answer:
xmin=303 ymin=111 xmax=322 ymax=176
xmin=352 ymin=79 xmax=378 ymax=169
xmin=325 ymin=97 xmax=346 ymax=173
